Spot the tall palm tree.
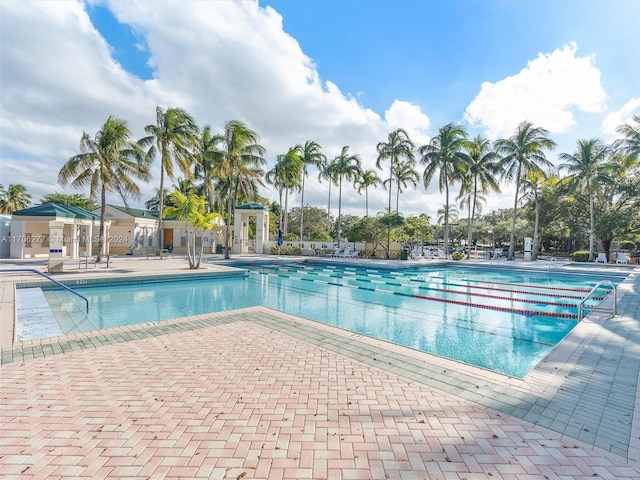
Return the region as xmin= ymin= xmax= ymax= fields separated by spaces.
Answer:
xmin=266 ymin=149 xmax=303 ymax=234
xmin=387 ymin=159 xmax=418 ymax=212
xmin=460 ymin=136 xmax=501 ymax=257
xmin=355 ymin=169 xmax=381 ymax=217
xmin=141 ymin=106 xmax=200 ymax=248
xmin=495 ymin=121 xmax=556 ymax=260
xmin=520 ymin=169 xmax=548 ymax=260
xmin=376 ymin=129 xmax=414 ymax=214
xmin=558 ymin=139 xmax=610 ymax=261
xmin=59 ymin=115 xmax=150 ymax=261
xmin=214 ymin=120 xmax=266 ymax=259
xmin=296 ymin=140 xmax=326 ymax=240
xmin=616 ymin=114 xmax=640 ymax=159
xmin=194 ymin=125 xmax=224 ymax=213
xmin=145 ymin=188 xmax=172 ymax=211
xmin=332 ymin=146 xmax=361 ymax=247
xmin=318 ymin=158 xmax=339 ymax=234
xmin=419 ymin=123 xmax=470 ymax=255
xmin=0 ymin=184 xmax=31 ymax=213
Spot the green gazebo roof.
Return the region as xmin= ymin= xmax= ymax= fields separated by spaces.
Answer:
xmin=108 ymin=205 xmax=159 ymax=219
xmin=12 ymin=203 xmax=100 ymax=220
xmin=235 ymin=202 xmax=269 ymax=210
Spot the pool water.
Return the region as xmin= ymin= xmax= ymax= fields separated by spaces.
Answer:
xmin=22 ymin=261 xmax=621 ymax=378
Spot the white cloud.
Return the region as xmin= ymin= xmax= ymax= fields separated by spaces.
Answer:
xmin=602 ymin=97 xmax=640 ymax=138
xmin=383 ymin=100 xmax=431 ymax=147
xmin=0 ymin=0 xmax=444 ymax=219
xmin=464 ymin=43 xmax=607 ymax=139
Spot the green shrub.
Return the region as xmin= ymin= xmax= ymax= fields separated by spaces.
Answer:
xmin=571 ymin=250 xmax=591 ymax=262
xmin=271 ymin=245 xmax=303 ymax=256
xmin=451 ymin=251 xmax=465 ymax=260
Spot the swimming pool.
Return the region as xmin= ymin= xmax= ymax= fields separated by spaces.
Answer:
xmin=19 ymin=261 xmax=622 ymax=378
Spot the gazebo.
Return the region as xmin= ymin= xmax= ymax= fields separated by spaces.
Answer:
xmin=233 ymin=202 xmax=269 ymax=254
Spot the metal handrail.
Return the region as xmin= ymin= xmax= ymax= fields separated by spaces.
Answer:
xmin=1 ymin=269 xmax=89 ymax=313
xmin=577 ymin=280 xmax=616 ymax=320
xmin=547 ymin=256 xmax=558 ymax=272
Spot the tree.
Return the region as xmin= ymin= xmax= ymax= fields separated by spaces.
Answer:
xmin=419 ymin=123 xmax=470 ymax=256
xmin=145 ymin=188 xmax=172 ymax=211
xmin=194 ymin=125 xmax=224 ymax=213
xmin=141 ymin=106 xmax=200 ymax=248
xmin=295 ymin=140 xmax=326 ymax=240
xmin=376 ymin=128 xmax=414 ymax=214
xmin=59 ymin=115 xmax=149 ymax=261
xmin=616 ymin=114 xmax=640 ymax=159
xmin=495 ymin=121 xmax=555 ymax=260
xmin=460 ymin=136 xmax=501 ymax=257
xmin=591 ymin=150 xmax=640 ymax=258
xmin=214 ymin=120 xmax=266 ymax=259
xmin=403 ymin=214 xmax=434 ymax=251
xmin=162 ymin=189 xmax=220 ymax=269
xmin=387 ymin=159 xmax=418 ymax=212
xmin=332 ymin=146 xmax=361 ymax=247
xmin=268 ymin=148 xmax=303 ymax=234
xmin=355 ymin=169 xmax=381 ymax=217
xmin=558 ymin=139 xmax=610 ymax=260
xmin=318 ymin=158 xmax=339 ymax=234
xmin=40 ymin=192 xmax=97 ymax=211
xmin=0 ymin=184 xmax=32 ymax=213
xmin=520 ymin=169 xmax=548 ymax=260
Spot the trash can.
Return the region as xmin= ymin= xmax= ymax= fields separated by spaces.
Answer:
xmin=216 ymin=244 xmax=223 ymax=254
xmin=400 ymin=249 xmax=408 ymax=260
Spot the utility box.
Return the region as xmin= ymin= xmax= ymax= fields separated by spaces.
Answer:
xmin=524 ymin=237 xmax=532 ymax=261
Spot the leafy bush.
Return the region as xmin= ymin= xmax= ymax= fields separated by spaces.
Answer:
xmin=271 ymin=245 xmax=302 ymax=255
xmin=571 ymin=250 xmax=591 ymax=262
xmin=451 ymin=251 xmax=465 ymax=260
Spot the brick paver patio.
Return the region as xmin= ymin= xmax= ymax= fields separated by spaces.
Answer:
xmin=1 ymin=256 xmax=639 ymax=479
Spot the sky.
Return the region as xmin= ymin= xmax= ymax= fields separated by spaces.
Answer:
xmin=1 ymin=0 xmax=639 ymax=222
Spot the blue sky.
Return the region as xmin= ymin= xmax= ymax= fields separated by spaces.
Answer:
xmin=1 ymin=0 xmax=639 ymax=219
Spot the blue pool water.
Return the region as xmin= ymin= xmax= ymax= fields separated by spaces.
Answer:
xmin=22 ymin=261 xmax=622 ymax=378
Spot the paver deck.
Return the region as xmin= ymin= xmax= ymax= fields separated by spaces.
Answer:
xmin=1 ymin=255 xmax=639 ymax=479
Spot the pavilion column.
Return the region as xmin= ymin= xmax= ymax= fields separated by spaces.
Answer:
xmin=48 ymin=220 xmax=64 ymax=273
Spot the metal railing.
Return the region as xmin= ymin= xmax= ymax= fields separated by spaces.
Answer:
xmin=0 ymin=268 xmax=89 ymax=313
xmin=577 ymin=280 xmax=617 ymax=320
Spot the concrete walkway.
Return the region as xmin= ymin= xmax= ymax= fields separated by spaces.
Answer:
xmin=1 ymin=255 xmax=639 ymax=479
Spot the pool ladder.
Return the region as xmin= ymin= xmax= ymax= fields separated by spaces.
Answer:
xmin=0 ymin=268 xmax=89 ymax=313
xmin=577 ymin=280 xmax=617 ymax=320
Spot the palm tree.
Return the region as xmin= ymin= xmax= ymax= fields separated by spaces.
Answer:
xmin=141 ymin=106 xmax=200 ymax=248
xmin=214 ymin=120 xmax=266 ymax=259
xmin=59 ymin=115 xmax=150 ymax=261
xmin=388 ymin=159 xmax=418 ymax=212
xmin=318 ymin=158 xmax=339 ymax=234
xmin=145 ymin=188 xmax=172 ymax=211
xmin=266 ymin=149 xmax=303 ymax=234
xmin=460 ymin=136 xmax=501 ymax=258
xmin=194 ymin=125 xmax=224 ymax=213
xmin=520 ymin=169 xmax=548 ymax=260
xmin=616 ymin=114 xmax=640 ymax=159
xmin=558 ymin=139 xmax=610 ymax=261
xmin=376 ymin=129 xmax=414 ymax=214
xmin=355 ymin=169 xmax=381 ymax=217
xmin=162 ymin=190 xmax=220 ymax=269
xmin=296 ymin=141 xmax=326 ymax=240
xmin=495 ymin=121 xmax=556 ymax=260
xmin=0 ymin=184 xmax=31 ymax=213
xmin=332 ymin=146 xmax=361 ymax=247
xmin=419 ymin=123 xmax=470 ymax=255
